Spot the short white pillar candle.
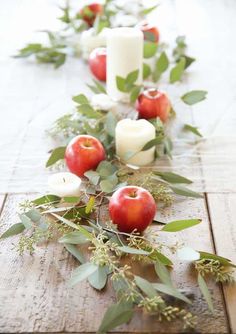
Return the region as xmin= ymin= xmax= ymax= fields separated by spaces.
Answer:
xmin=115 ymin=119 xmax=156 ymax=166
xmin=48 ymin=172 xmax=82 ymax=197
xmin=106 ymin=27 xmax=143 ymax=102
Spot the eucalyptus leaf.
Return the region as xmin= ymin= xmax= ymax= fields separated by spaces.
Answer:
xmin=153 ymin=51 xmax=169 ymax=81
xmin=77 ymin=104 xmax=102 ymax=118
xmin=19 ymin=214 xmax=33 ymax=229
xmin=130 ymin=86 xmax=142 ymax=103
xmin=25 ymin=209 xmax=41 ymax=223
xmin=154 ymin=260 xmax=172 ymax=286
xmin=46 ymin=146 xmax=66 ymax=167
xmin=143 ymin=63 xmax=151 ymax=79
xmin=199 ymin=251 xmax=236 ymax=267
xmin=144 ymin=41 xmax=158 ymax=58
xmin=100 ymin=179 xmax=117 ymax=193
xmin=141 ymin=5 xmax=158 ymax=15
xmin=118 ymin=246 xmax=150 ymax=255
xmin=97 ymin=161 xmax=117 ymax=178
xmin=135 ymin=275 xmax=157 ymax=298
xmin=63 ymin=196 xmax=80 ymax=203
xmin=153 ymin=283 xmax=191 ymax=304
xmin=198 ymin=273 xmax=214 ymax=312
xmin=184 ymin=124 xmax=203 ymax=137
xmin=105 ymin=112 xmax=117 ymax=137
xmin=141 ymin=136 xmax=162 ymax=151
xmin=151 ymin=250 xmax=173 ymax=266
xmin=84 ymin=170 xmax=100 ymax=185
xmin=169 ymin=57 xmax=186 ymax=83
xmin=181 ymin=90 xmax=207 ymax=105
xmin=32 ymin=194 xmax=61 ymax=205
xmin=153 ymin=171 xmax=192 ymax=184
xmin=59 ymin=231 xmax=89 ymax=244
xmin=98 ymin=301 xmax=134 ymax=334
xmin=0 ymin=223 xmax=25 ymax=240
xmin=64 ymin=244 xmax=85 ymax=263
xmin=116 ymin=76 xmax=127 ymax=93
xmin=88 ymin=266 xmax=108 ymax=290
xmin=169 ymin=184 xmax=203 ymax=198
xmin=126 ymin=70 xmax=139 ymax=88
xmin=163 ymin=137 xmax=173 ymax=159
xmin=69 ymin=262 xmax=98 ymax=287
xmin=72 ymin=94 xmax=89 ymax=105
xmin=162 ymin=219 xmax=201 ymax=232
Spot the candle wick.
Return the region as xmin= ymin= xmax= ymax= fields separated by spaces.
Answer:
xmin=63 ymin=178 xmax=66 ymax=183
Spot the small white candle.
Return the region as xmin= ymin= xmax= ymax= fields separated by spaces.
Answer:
xmin=115 ymin=119 xmax=156 ymax=166
xmin=48 ymin=172 xmax=82 ymax=197
xmin=80 ymin=28 xmax=110 ymax=60
xmin=107 ymin=27 xmax=143 ymax=102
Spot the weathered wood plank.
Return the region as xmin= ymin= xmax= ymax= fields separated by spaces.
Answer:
xmin=0 ymin=194 xmax=228 ymax=333
xmin=207 ymin=193 xmax=236 ymax=334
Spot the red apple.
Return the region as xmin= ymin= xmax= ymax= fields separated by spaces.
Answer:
xmin=140 ymin=22 xmax=160 ymax=43
xmin=136 ymin=88 xmax=171 ymax=122
xmin=109 ymin=186 xmax=156 ymax=233
xmin=65 ymin=135 xmax=105 ymax=177
xmin=80 ymin=3 xmax=103 ymax=27
xmin=89 ymin=47 xmax=106 ymax=82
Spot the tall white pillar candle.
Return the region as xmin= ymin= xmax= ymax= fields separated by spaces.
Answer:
xmin=48 ymin=172 xmax=82 ymax=197
xmin=107 ymin=27 xmax=143 ymax=102
xmin=115 ymin=119 xmax=156 ymax=166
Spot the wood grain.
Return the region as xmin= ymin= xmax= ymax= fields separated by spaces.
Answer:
xmin=207 ymin=194 xmax=236 ymax=334
xmin=0 ymin=194 xmax=228 ymax=333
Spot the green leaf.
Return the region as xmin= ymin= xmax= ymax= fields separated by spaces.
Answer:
xmin=77 ymin=104 xmax=102 ymax=118
xmin=64 ymin=244 xmax=85 ymax=263
xmin=153 ymin=171 xmax=192 ymax=184
xmin=118 ymin=246 xmax=150 ymax=255
xmin=126 ymin=70 xmax=139 ymax=88
xmin=181 ymin=90 xmax=207 ymax=105
xmin=88 ymin=266 xmax=108 ymax=290
xmin=163 ymin=137 xmax=173 ymax=159
xmin=157 ymin=51 xmax=169 ymax=72
xmin=93 ymin=79 xmax=107 ymax=94
xmin=141 ymin=137 xmax=162 ymax=151
xmin=85 ymin=196 xmax=95 ymax=214
xmin=144 ymin=41 xmax=158 ymax=58
xmin=143 ymin=63 xmax=151 ymax=79
xmin=162 ymin=219 xmax=201 ymax=232
xmin=46 ymin=146 xmax=66 ymax=167
xmin=154 ymin=260 xmax=172 ymax=286
xmin=0 ymin=223 xmax=25 ymax=240
xmin=14 ymin=43 xmax=43 ymax=58
xmin=25 ymin=209 xmax=41 ymax=222
xmin=198 ymin=273 xmax=214 ymax=312
xmin=97 ymin=161 xmax=117 ymax=178
xmin=72 ymin=94 xmax=89 ymax=105
xmin=32 ymin=194 xmax=61 ymax=205
xmin=54 ymin=53 xmax=66 ymax=69
xmin=169 ymin=184 xmax=203 ymax=198
xmin=152 ymin=250 xmax=173 ymax=266
xmin=100 ymin=178 xmax=117 ymax=193
xmin=84 ymin=170 xmax=100 ymax=185
xmin=153 ymin=283 xmax=191 ymax=304
xmin=130 ymin=86 xmax=142 ymax=103
xmin=169 ymin=57 xmax=186 ymax=83
xmin=63 ymin=196 xmax=80 ymax=203
xmin=183 ymin=55 xmax=196 ymax=69
xmin=19 ymin=214 xmax=33 ymax=229
xmin=69 ymin=262 xmax=98 ymax=287
xmin=98 ymin=301 xmax=134 ymax=334
xmin=199 ymin=251 xmax=236 ymax=267
xmin=116 ymin=76 xmax=127 ymax=92
xmin=59 ymin=231 xmax=89 ymax=244
xmin=141 ymin=5 xmax=158 ymax=15
xmin=184 ymin=124 xmax=203 ymax=137
xmin=105 ymin=112 xmax=117 ymax=137
xmin=135 ymin=276 xmax=157 ymax=298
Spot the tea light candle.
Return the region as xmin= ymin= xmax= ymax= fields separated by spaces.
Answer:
xmin=48 ymin=172 xmax=82 ymax=197
xmin=107 ymin=27 xmax=143 ymax=102
xmin=115 ymin=119 xmax=156 ymax=166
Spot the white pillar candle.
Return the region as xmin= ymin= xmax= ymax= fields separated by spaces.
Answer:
xmin=115 ymin=119 xmax=156 ymax=166
xmin=107 ymin=27 xmax=143 ymax=102
xmin=48 ymin=172 xmax=82 ymax=197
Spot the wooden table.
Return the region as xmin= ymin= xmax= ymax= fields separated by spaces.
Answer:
xmin=0 ymin=0 xmax=236 ymax=333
